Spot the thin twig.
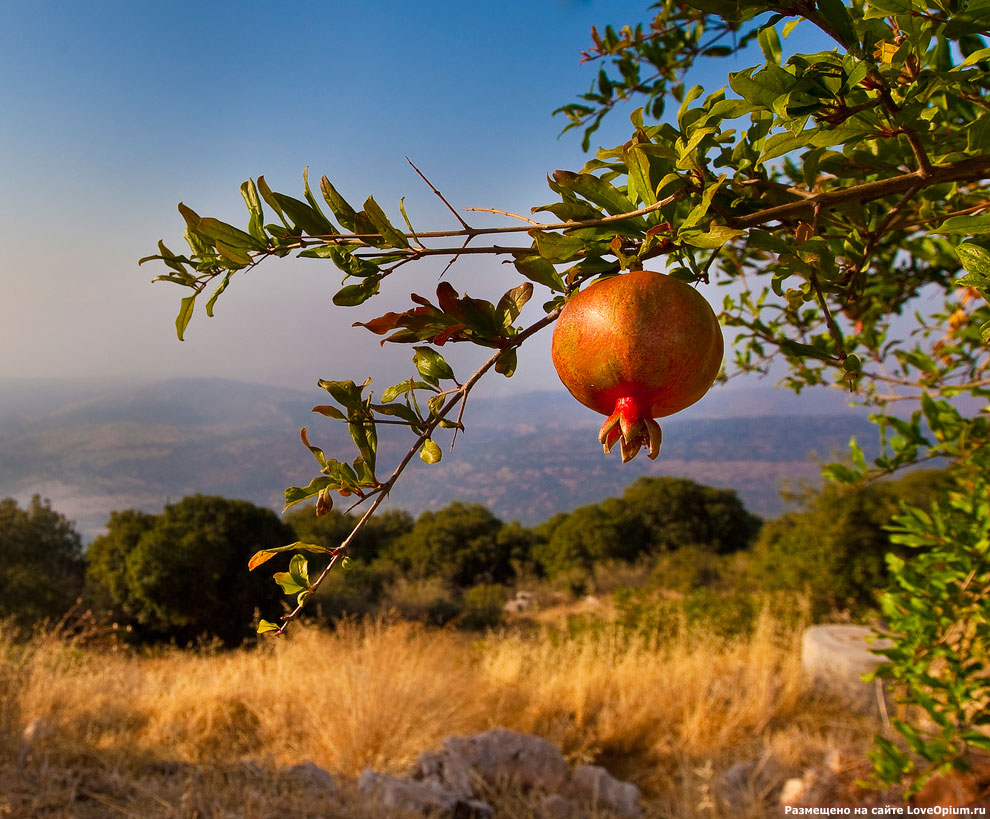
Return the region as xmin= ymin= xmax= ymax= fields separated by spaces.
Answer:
xmin=465 ymin=207 xmax=541 ymax=225
xmin=407 ymin=157 xmax=473 ymax=232
xmin=438 ymin=235 xmax=474 ymax=280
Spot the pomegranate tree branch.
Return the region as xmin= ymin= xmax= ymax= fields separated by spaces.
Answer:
xmin=728 ymin=155 xmax=990 ymax=229
xmin=272 ymin=306 xmax=562 ymax=634
xmin=225 ymin=155 xmax=990 ymax=276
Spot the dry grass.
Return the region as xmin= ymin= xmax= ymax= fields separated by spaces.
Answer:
xmin=0 ymin=609 xmax=883 ymax=817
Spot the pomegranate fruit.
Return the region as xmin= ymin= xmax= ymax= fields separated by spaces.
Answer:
xmin=551 ymin=269 xmax=723 ymax=462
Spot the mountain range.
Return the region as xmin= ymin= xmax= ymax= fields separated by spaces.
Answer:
xmin=0 ymin=376 xmax=879 ymax=540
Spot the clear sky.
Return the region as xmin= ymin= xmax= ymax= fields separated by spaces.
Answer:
xmin=0 ymin=1 xmax=797 ymax=399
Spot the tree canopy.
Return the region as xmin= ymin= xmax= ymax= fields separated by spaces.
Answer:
xmin=86 ymin=495 xmax=294 ymax=645
xmin=0 ymin=496 xmax=84 ymax=628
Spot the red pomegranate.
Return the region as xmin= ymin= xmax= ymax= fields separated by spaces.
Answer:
xmin=551 ymin=269 xmax=723 ymax=462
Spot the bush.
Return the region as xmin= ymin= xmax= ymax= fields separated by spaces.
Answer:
xmin=651 ymin=545 xmax=729 ymax=593
xmin=86 ymin=495 xmax=295 ymax=645
xmin=749 ymin=469 xmax=951 ymax=617
xmin=0 ymin=496 xmax=84 ymax=628
xmin=622 ymin=477 xmax=762 ymax=555
xmin=312 ymin=558 xmax=387 ymax=621
xmin=383 ymin=502 xmax=513 ymax=589
xmin=532 ymin=477 xmax=761 ymax=585
xmin=459 ymin=583 xmax=508 ymax=631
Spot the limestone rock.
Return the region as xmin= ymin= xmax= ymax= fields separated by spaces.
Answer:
xmin=566 ymin=764 xmax=642 ymax=818
xmin=284 ymin=761 xmax=337 ymax=794
xmin=801 ymin=624 xmax=893 ymax=714
xmin=358 ymin=769 xmax=493 ymax=819
xmin=440 ymin=728 xmax=571 ymax=793
xmin=361 ymin=728 xmax=643 ymax=817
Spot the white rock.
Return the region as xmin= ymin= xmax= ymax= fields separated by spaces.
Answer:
xmin=801 ymin=625 xmax=893 ymax=714
xmin=779 ymin=777 xmax=807 ymax=806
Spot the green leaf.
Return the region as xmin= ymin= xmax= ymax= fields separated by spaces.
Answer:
xmin=419 ymin=438 xmax=442 ymax=464
xmin=274 ymin=571 xmax=306 ymax=596
xmin=197 ymin=217 xmax=264 ymax=251
xmin=728 ymin=65 xmax=793 ymax=109
xmin=272 ymin=191 xmax=335 ymax=237
xmin=623 ymin=145 xmax=658 ymax=206
xmin=513 ymin=254 xmax=566 ymax=291
xmin=333 ymin=276 xmax=381 ymax=306
xmin=256 ymin=176 xmax=288 ymax=227
xmin=759 ymin=25 xmax=782 ymax=63
xmin=380 ymin=379 xmax=434 ymax=403
xmin=551 ymin=170 xmax=638 ymax=217
xmin=348 ymin=419 xmax=377 ymax=473
xmin=215 ymin=241 xmax=253 ymax=266
xmin=175 ymin=295 xmax=196 ymax=341
xmin=956 ymin=243 xmax=990 ymax=297
xmin=935 ymin=214 xmax=990 ymax=236
xmin=257 ymin=619 xmax=280 ymax=634
xmin=241 ymin=179 xmax=266 ymax=243
xmin=283 ymin=476 xmax=335 ymax=511
xmin=679 ymin=224 xmax=745 ymax=248
xmin=362 ymin=196 xmax=409 ymax=248
xmin=299 ymin=246 xmax=381 ymax=278
xmin=289 ymin=553 xmax=310 ymax=587
xmin=531 ymin=230 xmax=586 ymax=263
xmin=496 ymin=283 xmax=533 ymax=327
xmin=317 ymin=378 xmax=368 ymax=409
xmin=816 ymin=0 xmax=858 ymax=48
xmin=205 ymin=272 xmax=234 ymax=318
xmin=311 ymin=404 xmax=347 ymax=420
xmin=320 ymin=176 xmax=357 ymax=232
xmin=495 ymin=347 xmax=517 ymax=377
xmin=413 ymin=346 xmax=455 ymax=384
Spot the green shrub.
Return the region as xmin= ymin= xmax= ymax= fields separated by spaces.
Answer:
xmin=651 ymin=545 xmax=728 ymax=593
xmin=0 ymin=496 xmax=84 ymax=628
xmin=750 ymin=469 xmax=951 ymax=617
xmin=86 ymin=495 xmax=294 ymax=645
xmin=384 ymin=502 xmax=513 ymax=589
xmin=460 ymin=583 xmax=508 ymax=631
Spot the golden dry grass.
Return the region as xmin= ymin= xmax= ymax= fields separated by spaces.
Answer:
xmin=0 ymin=609 xmax=883 ymax=817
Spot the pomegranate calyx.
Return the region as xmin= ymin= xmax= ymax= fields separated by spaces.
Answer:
xmin=598 ymin=396 xmax=663 ymax=463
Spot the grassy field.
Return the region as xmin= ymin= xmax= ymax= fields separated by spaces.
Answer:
xmin=0 ymin=608 xmax=884 ymax=818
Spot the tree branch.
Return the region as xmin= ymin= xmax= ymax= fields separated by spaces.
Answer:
xmin=272 ymin=307 xmax=562 ymax=633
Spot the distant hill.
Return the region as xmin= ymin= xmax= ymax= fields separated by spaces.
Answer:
xmin=0 ymin=377 xmax=877 ymax=540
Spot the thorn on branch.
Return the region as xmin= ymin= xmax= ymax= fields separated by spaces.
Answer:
xmin=407 ymin=157 xmax=475 ymax=233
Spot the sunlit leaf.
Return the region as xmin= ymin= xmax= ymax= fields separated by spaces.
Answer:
xmin=175 ymin=295 xmax=196 ymax=341
xmin=419 ymin=438 xmax=442 ymax=464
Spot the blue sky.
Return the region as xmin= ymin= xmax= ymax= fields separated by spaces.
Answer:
xmin=0 ymin=1 xmax=802 ymax=400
